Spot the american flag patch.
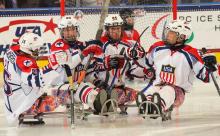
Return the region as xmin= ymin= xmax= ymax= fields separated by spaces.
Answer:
xmin=160 ymin=64 xmax=176 ymax=84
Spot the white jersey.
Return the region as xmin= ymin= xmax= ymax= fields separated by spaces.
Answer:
xmin=3 ymin=45 xmax=45 ymax=124
xmin=47 ymin=39 xmax=103 ymax=85
xmin=47 ymin=39 xmax=82 ymax=85
xmin=98 ymin=39 xmax=132 ymax=87
xmin=147 ymin=41 xmax=210 ymax=91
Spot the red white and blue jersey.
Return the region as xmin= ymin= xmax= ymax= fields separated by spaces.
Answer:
xmin=3 ymin=45 xmax=45 ymax=124
xmin=98 ymin=37 xmax=132 ymax=87
xmin=47 ymin=39 xmax=103 ymax=85
xmin=147 ymin=41 xmax=210 ymax=91
xmin=100 ymin=30 xmax=140 ymax=46
xmin=123 ymin=29 xmax=140 ymax=45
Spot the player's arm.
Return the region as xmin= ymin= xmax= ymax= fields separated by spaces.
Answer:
xmin=188 ymin=48 xmax=217 ymax=83
xmin=17 ymin=57 xmax=45 ymax=93
xmin=50 ymin=40 xmax=103 ymax=70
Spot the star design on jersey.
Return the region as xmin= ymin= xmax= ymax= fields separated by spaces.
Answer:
xmin=55 ymin=42 xmax=64 ymax=47
xmin=23 ymin=60 xmax=33 ymax=67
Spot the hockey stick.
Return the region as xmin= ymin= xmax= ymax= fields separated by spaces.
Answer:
xmin=77 ymin=53 xmax=94 ymax=84
xmin=107 ymin=47 xmax=125 ymax=93
xmin=63 ymin=65 xmax=75 ymax=128
xmin=210 ymin=72 xmax=220 ymax=96
xmin=201 ymin=48 xmax=220 ymax=96
xmin=63 ymin=54 xmax=94 ymax=128
xmin=118 ymin=26 xmax=150 ymax=82
xmin=95 ymin=0 xmax=110 ymax=40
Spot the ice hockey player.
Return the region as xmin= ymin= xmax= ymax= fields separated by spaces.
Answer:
xmin=100 ymin=9 xmax=140 ymax=45
xmin=119 ymin=8 xmax=140 ymax=44
xmin=95 ymin=14 xmax=145 ymax=114
xmin=137 ymin=20 xmax=217 ymax=120
xmin=119 ymin=8 xmax=154 ymax=83
xmin=3 ymin=32 xmax=67 ymax=125
xmin=47 ymin=16 xmax=114 ymax=114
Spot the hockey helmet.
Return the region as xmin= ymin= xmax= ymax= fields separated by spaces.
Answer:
xmin=19 ymin=32 xmax=43 ymax=56
xmin=119 ymin=9 xmax=135 ymax=30
xmin=165 ymin=20 xmax=192 ymax=41
xmin=58 ymin=16 xmax=80 ymax=41
xmin=104 ymin=14 xmax=123 ymax=29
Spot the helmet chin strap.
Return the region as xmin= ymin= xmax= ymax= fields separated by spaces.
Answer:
xmin=164 ymin=32 xmax=186 ymax=50
xmin=164 ymin=39 xmax=185 ymax=50
xmin=108 ymin=36 xmax=120 ymax=43
xmin=60 ymin=27 xmax=79 ymax=43
xmin=65 ymin=37 xmax=76 ymax=42
xmin=67 ymin=40 xmax=78 ymax=49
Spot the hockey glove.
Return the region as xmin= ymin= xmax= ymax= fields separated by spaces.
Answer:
xmin=104 ymin=55 xmax=125 ymax=70
xmin=81 ymin=44 xmax=103 ymax=57
xmin=54 ymin=51 xmax=69 ymax=65
xmin=127 ymin=46 xmax=145 ymax=60
xmin=203 ymin=55 xmax=217 ymax=72
xmin=93 ymin=79 xmax=109 ymax=90
xmin=143 ymin=67 xmax=155 ymax=80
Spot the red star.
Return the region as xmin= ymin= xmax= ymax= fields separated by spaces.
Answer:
xmin=44 ymin=18 xmax=57 ymax=34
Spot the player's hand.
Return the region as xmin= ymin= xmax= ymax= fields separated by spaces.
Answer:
xmin=143 ymin=67 xmax=155 ymax=80
xmin=203 ymin=54 xmax=217 ymax=72
xmin=81 ymin=44 xmax=103 ymax=57
xmin=104 ymin=55 xmax=125 ymax=70
xmin=127 ymin=46 xmax=145 ymax=59
xmin=54 ymin=51 xmax=69 ymax=65
xmin=93 ymin=79 xmax=109 ymax=90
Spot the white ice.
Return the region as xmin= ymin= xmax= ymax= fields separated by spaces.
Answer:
xmin=1 ymin=79 xmax=220 ymax=136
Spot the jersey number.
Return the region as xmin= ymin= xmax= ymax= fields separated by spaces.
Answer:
xmin=4 ymin=69 xmax=12 ymax=96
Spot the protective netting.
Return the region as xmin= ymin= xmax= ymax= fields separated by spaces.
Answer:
xmin=67 ymin=0 xmax=174 ymax=50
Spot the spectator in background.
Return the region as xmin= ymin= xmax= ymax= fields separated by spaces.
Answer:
xmin=0 ymin=0 xmax=5 ymax=9
xmin=86 ymin=0 xmax=121 ymax=6
xmin=39 ymin=0 xmax=59 ymax=7
xmin=212 ymin=0 xmax=220 ymax=2
xmin=200 ymin=0 xmax=220 ymax=2
xmin=136 ymin=0 xmax=169 ymax=5
xmin=179 ymin=0 xmax=219 ymax=4
xmin=3 ymin=0 xmax=17 ymax=8
xmin=80 ymin=0 xmax=102 ymax=6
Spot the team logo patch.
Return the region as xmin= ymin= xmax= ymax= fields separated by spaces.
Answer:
xmin=6 ymin=51 xmax=16 ymax=63
xmin=160 ymin=64 xmax=176 ymax=84
xmin=55 ymin=42 xmax=64 ymax=47
xmin=23 ymin=60 xmax=33 ymax=67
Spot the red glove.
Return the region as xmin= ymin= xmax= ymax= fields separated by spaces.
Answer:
xmin=82 ymin=44 xmax=103 ymax=57
xmin=104 ymin=55 xmax=125 ymax=70
xmin=127 ymin=46 xmax=145 ymax=59
xmin=143 ymin=67 xmax=155 ymax=80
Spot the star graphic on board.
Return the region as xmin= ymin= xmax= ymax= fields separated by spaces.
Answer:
xmin=43 ymin=18 xmax=57 ymax=34
xmin=0 ymin=18 xmax=58 ymax=35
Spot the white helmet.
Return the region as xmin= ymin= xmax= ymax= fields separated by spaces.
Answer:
xmin=58 ymin=16 xmax=80 ymax=41
xmin=165 ymin=20 xmax=192 ymax=40
xmin=104 ymin=14 xmax=123 ymax=28
xmin=58 ymin=16 xmax=79 ymax=30
xmin=19 ymin=32 xmax=43 ymax=55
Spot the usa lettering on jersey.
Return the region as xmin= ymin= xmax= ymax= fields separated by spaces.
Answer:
xmin=160 ymin=64 xmax=176 ymax=84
